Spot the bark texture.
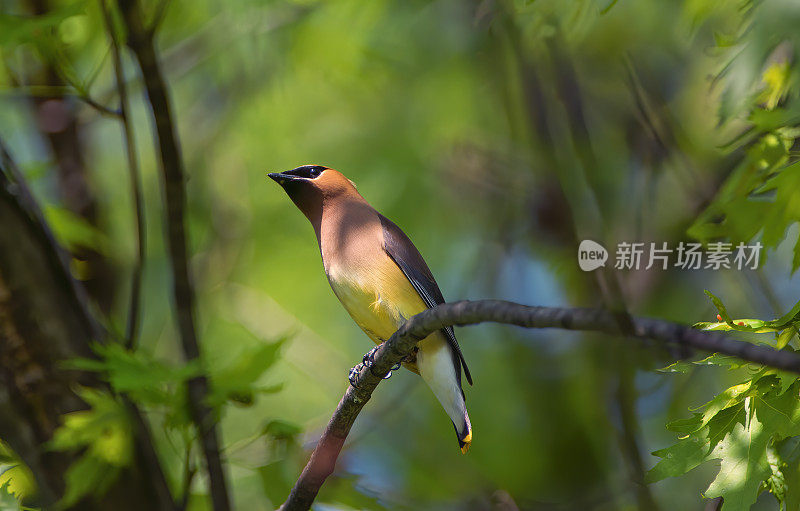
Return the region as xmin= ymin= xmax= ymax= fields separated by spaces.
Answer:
xmin=0 ymin=143 xmax=175 ymax=511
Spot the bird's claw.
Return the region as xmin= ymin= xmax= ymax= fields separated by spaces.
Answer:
xmin=348 ymin=363 xmax=364 ymax=387
xmin=362 ymin=346 xmax=380 ymax=366
xmin=349 ymin=346 xmax=402 ymax=387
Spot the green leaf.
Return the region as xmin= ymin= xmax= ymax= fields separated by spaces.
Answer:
xmin=698 ymin=381 xmax=753 ymax=430
xmin=767 ymin=368 xmax=799 ymax=395
xmin=778 ymin=436 xmax=800 ymax=510
xmin=647 ymin=428 xmax=712 ymax=483
xmin=43 ymin=205 xmax=110 ymax=254
xmin=701 ymin=379 xmax=800 ymax=509
xmin=208 ymin=340 xmax=285 ymax=409
xmin=0 ymin=1 xmax=83 ymax=46
xmin=657 ymin=354 xmax=749 ymax=373
xmin=702 ymin=291 xmax=795 ymax=334
xmin=649 ymin=404 xmax=746 ymax=482
xmin=693 ymin=354 xmax=750 ymax=369
xmin=665 ymin=413 xmax=703 ymax=434
xmin=258 ymin=461 xmax=295 ymax=507
xmin=703 ymin=406 xmax=770 ymax=511
xmin=0 ymin=443 xmax=16 ymax=466
xmin=0 ymin=464 xmax=35 ymax=501
xmin=48 ymin=388 xmax=132 ymax=506
xmin=776 ymin=327 xmax=796 ymax=350
xmin=756 ymin=161 xmax=800 ymax=253
xmin=650 ymin=378 xmax=800 ymax=507
xmin=766 ymin=300 xmax=800 ymax=330
xmin=49 ymin=388 xmax=133 ymax=466
xmin=263 ymin=419 xmax=302 ymax=441
xmin=60 ymin=455 xmax=121 ymax=508
xmin=695 ymin=319 xmax=780 ymax=333
xmin=751 ymin=381 xmax=800 ymax=438
xmin=765 ymin=444 xmax=786 ymax=507
xmin=64 ymin=343 xmax=201 ymax=407
xmin=658 ymin=360 xmax=696 ymax=373
xmin=705 ymin=290 xmax=733 ymax=323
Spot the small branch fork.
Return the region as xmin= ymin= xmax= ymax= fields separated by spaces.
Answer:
xmin=280 ymin=299 xmax=800 ymax=511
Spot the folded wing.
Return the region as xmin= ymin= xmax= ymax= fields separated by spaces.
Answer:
xmin=378 ymin=214 xmax=473 ymax=386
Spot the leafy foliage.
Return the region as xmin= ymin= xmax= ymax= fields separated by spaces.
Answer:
xmin=4 ymin=0 xmax=800 ymax=508
xmin=64 ymin=343 xmax=200 ymax=428
xmin=651 ymin=290 xmax=800 ymax=509
xmin=648 ymin=4 xmax=800 ymax=503
xmin=52 ymin=332 xmax=286 ymax=505
xmin=694 ymin=290 xmax=800 ymax=339
xmin=687 ymin=12 xmax=800 ymax=272
xmin=649 ymin=371 xmax=800 ymax=510
xmin=205 ymin=327 xmax=286 ymax=409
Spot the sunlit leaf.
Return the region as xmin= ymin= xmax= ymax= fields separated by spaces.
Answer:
xmin=43 ymin=205 xmax=110 ymax=254
xmin=207 ymin=334 xmax=285 ymax=409
xmin=776 ymin=328 xmax=796 ymax=350
xmin=0 ymin=464 xmax=35 ymax=501
xmin=0 ymin=2 xmax=83 ymax=46
xmin=63 ymin=343 xmax=201 ymax=407
xmin=48 ymin=388 xmax=132 ymax=506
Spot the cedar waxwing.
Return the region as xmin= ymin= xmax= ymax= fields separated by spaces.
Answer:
xmin=268 ymin=165 xmax=473 ymax=453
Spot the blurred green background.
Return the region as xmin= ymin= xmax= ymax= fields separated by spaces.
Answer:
xmin=2 ymin=0 xmax=800 ymax=509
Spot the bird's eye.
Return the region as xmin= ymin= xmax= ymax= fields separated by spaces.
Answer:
xmin=285 ymin=165 xmax=325 ymax=179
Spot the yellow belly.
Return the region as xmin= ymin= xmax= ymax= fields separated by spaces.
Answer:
xmin=328 ymin=258 xmax=426 ymax=342
xmin=327 ymin=256 xmax=431 ymax=373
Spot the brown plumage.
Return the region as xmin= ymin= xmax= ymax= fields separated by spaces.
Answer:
xmin=268 ymin=164 xmax=472 ymax=452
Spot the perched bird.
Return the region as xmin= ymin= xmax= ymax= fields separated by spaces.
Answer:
xmin=268 ymin=165 xmax=473 ymax=453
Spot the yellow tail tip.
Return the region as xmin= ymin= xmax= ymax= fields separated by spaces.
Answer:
xmin=460 ymin=431 xmax=472 ymax=454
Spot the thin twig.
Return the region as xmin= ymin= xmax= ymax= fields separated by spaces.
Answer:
xmin=147 ymin=0 xmax=171 ymax=36
xmin=179 ymin=439 xmax=197 ymax=511
xmin=6 ymin=82 xmax=122 ymax=119
xmin=280 ymin=299 xmax=800 ymax=511
xmin=99 ymin=0 xmax=146 ymax=350
xmin=73 ymin=89 xmax=122 ymax=117
xmin=115 ymin=1 xmax=231 ymax=509
xmin=123 ymin=396 xmax=181 ymax=510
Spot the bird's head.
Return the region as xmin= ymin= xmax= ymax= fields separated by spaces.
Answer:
xmin=268 ymin=164 xmax=358 ymax=225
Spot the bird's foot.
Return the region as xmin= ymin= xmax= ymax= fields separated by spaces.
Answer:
xmin=362 ymin=345 xmax=380 ymax=367
xmin=348 ymin=346 xmax=403 ymax=387
xmin=348 ymin=363 xmax=364 ymax=387
xmin=348 ymin=346 xmax=379 ymax=387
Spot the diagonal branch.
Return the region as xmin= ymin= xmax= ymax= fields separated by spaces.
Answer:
xmin=280 ymin=299 xmax=800 ymax=511
xmin=115 ymin=1 xmax=231 ymax=509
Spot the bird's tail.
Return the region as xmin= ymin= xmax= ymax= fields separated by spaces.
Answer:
xmin=416 ymin=335 xmax=472 ymax=454
xmin=455 ymin=411 xmax=472 ymax=454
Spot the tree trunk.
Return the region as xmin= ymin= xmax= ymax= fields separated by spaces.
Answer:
xmin=0 ymin=143 xmax=175 ymax=511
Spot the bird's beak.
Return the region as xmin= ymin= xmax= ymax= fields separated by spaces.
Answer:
xmin=267 ymin=171 xmax=301 ymax=186
xmin=267 ymin=171 xmax=304 ymax=186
